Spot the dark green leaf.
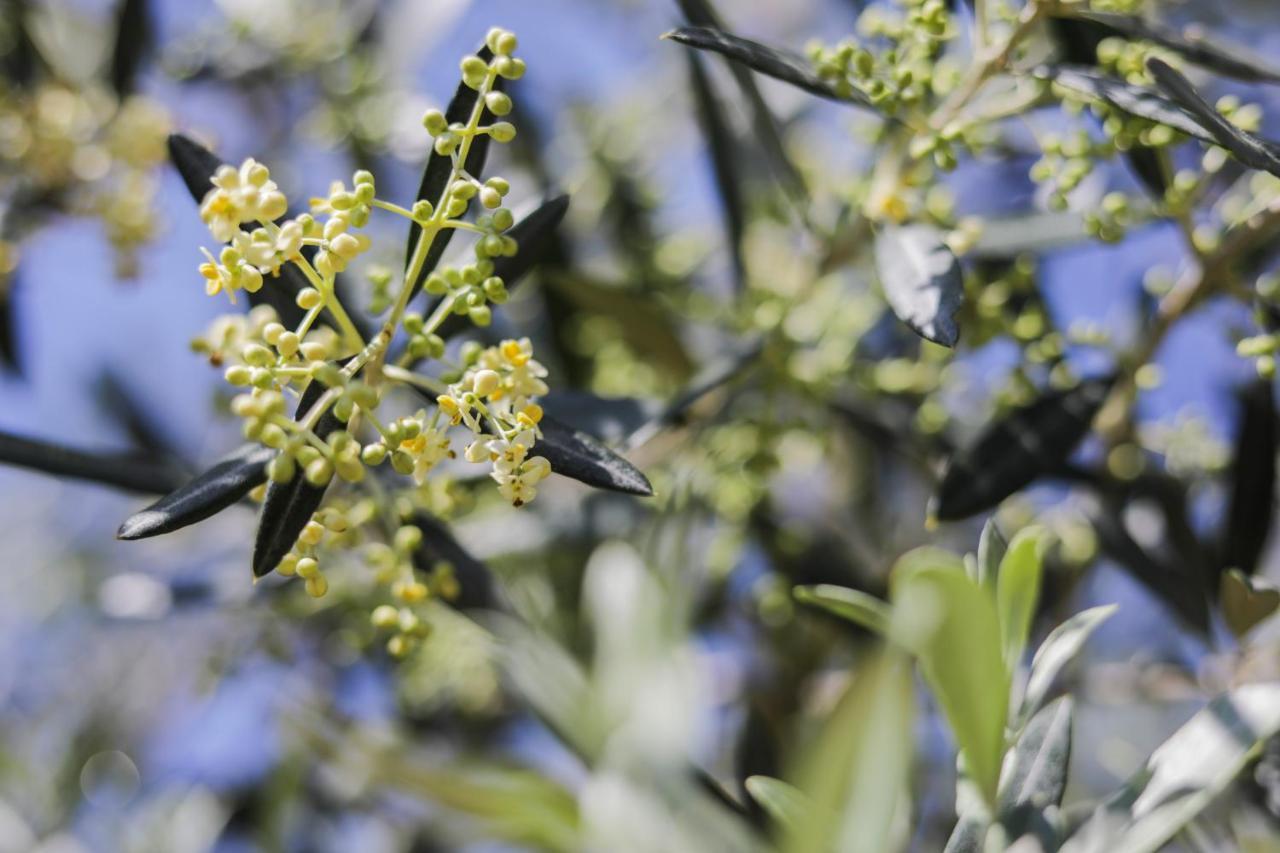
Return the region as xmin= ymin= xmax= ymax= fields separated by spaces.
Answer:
xmin=875 ymin=223 xmax=964 ymax=347
xmin=533 ymin=415 xmax=653 ymax=496
xmin=110 ymin=0 xmax=152 ymax=96
xmin=1063 ymin=11 xmax=1280 ymax=83
xmin=1220 ymin=379 xmax=1277 ymax=577
xmin=166 ymin=133 xmax=310 ymax=327
xmin=434 ymin=194 xmax=569 ymax=340
xmin=674 ymin=0 xmax=807 ymax=205
xmin=664 ymin=26 xmax=874 ymax=109
xmin=410 ymin=511 xmax=498 ymax=611
xmin=1146 ymin=57 xmax=1280 ymax=177
xmin=539 ymin=391 xmax=661 ymax=446
xmin=0 ymin=266 xmax=19 ymax=372
xmin=405 ymin=46 xmax=501 ymax=301
xmin=933 ymin=378 xmax=1112 ymax=521
xmin=1 ymin=0 xmax=38 ymax=86
xmin=686 ymin=50 xmax=746 ymax=292
xmin=1035 ymin=65 xmax=1217 ymax=144
xmin=117 ymin=443 xmax=272 ymax=540
xmin=0 ymin=429 xmax=186 ymax=494
xmin=252 ymin=381 xmax=341 ymax=577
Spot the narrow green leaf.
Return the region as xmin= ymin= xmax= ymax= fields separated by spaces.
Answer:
xmin=744 ymin=776 xmax=810 ymax=831
xmin=686 ymin=50 xmax=746 ymax=292
xmin=932 ymin=377 xmax=1112 ymax=521
xmin=874 ymin=223 xmax=964 ymax=348
xmin=664 ymin=26 xmax=875 ymax=109
xmin=251 ymin=381 xmax=341 ymax=577
xmin=1061 ymin=683 xmax=1280 ymax=853
xmin=998 ymin=696 xmax=1073 ymax=818
xmin=117 ymin=443 xmax=272 ymax=540
xmin=1219 ymin=379 xmax=1277 ymax=578
xmin=1146 ymin=57 xmax=1280 ymax=177
xmin=674 ymin=0 xmax=807 ymax=205
xmin=891 ymin=550 xmax=1008 ymax=806
xmin=1020 ymin=604 xmax=1117 ymax=723
xmin=405 ymin=45 xmax=501 ymax=300
xmin=1061 ymin=11 xmax=1280 ymax=83
xmin=786 ymin=650 xmax=914 ymax=853
xmin=976 ymin=518 xmax=1007 ymax=591
xmin=0 ymin=430 xmax=185 ymax=494
xmin=996 ymin=526 xmax=1047 ymax=672
xmin=533 ymin=415 xmax=653 ymax=496
xmin=409 ymin=512 xmax=498 ymax=611
xmin=793 ymin=584 xmax=891 ymax=635
xmin=1034 ymin=66 xmax=1217 ymax=145
xmin=110 ymin=0 xmax=151 ymax=96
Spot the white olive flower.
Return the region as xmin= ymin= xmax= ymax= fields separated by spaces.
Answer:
xmin=199 ymin=158 xmax=289 ymax=243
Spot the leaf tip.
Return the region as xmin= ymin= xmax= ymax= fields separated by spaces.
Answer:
xmin=116 ymin=510 xmax=160 ymax=540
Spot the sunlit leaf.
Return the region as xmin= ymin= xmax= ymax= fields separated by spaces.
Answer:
xmin=875 ymin=223 xmax=964 ymax=348
xmin=1220 ymin=569 xmax=1280 ymax=640
xmin=891 ymin=549 xmax=1008 ymax=806
xmin=744 ymin=776 xmax=810 ymax=831
xmin=1061 ymin=683 xmax=1280 ymax=853
xmin=117 ymin=443 xmax=271 ymax=540
xmin=996 ymin=526 xmax=1047 ymax=672
xmin=793 ymin=584 xmax=891 ymax=635
xmin=976 ymin=518 xmax=1007 ymax=591
xmin=1019 ymin=604 xmax=1117 ymax=724
xmin=1219 ymin=379 xmax=1277 ymax=577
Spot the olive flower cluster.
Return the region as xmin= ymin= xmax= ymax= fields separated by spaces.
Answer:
xmin=187 ymin=30 xmax=542 ymax=635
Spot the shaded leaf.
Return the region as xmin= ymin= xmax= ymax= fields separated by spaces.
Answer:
xmin=1062 ymin=11 xmax=1280 ymax=83
xmin=1219 ymin=379 xmax=1276 ymax=577
xmin=891 ymin=549 xmax=1008 ymax=806
xmin=875 ymin=223 xmax=964 ymax=347
xmin=1061 ymin=683 xmax=1280 ymax=853
xmin=743 ymin=776 xmax=810 ymax=832
xmin=997 ymin=697 xmax=1073 ymax=850
xmin=166 ymin=134 xmax=310 ymax=327
xmin=410 ymin=511 xmax=498 ymax=611
xmin=999 ymin=697 xmax=1073 ymax=817
xmin=664 ymin=26 xmax=874 ymax=109
xmin=675 ymin=0 xmax=807 ymax=205
xmin=793 ymin=584 xmax=891 ymax=635
xmin=932 ymin=377 xmax=1113 ymax=521
xmin=533 ymin=415 xmax=653 ymax=497
xmin=996 ymin=526 xmax=1047 ymax=671
xmin=252 ymin=381 xmax=341 ymax=577
xmin=686 ymin=50 xmax=746 ymax=292
xmin=117 ymin=443 xmax=272 ymax=540
xmin=0 ymin=429 xmax=186 ymax=494
xmin=97 ymin=371 xmax=181 ymax=463
xmin=434 ymin=194 xmax=569 ymax=340
xmin=539 ymin=391 xmax=662 ymax=446
xmin=1146 ymin=57 xmax=1280 ymax=177
xmin=405 ymin=46 xmax=500 ymax=301
xmin=0 ymin=266 xmax=20 ymax=373
xmin=1220 ymin=569 xmax=1280 ymax=640
xmin=942 ymin=813 xmax=987 ymax=853
xmin=1019 ymin=604 xmax=1117 ymax=724
xmin=110 ymin=0 xmax=151 ymax=97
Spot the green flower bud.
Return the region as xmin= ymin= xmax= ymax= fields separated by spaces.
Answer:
xmin=422 ymin=109 xmax=447 ymax=136
xmin=305 ymin=458 xmax=333 ymax=486
xmin=267 ymin=454 xmax=295 ymax=484
xmin=485 ymin=91 xmax=512 ymax=116
xmin=362 ymin=443 xmax=388 ymax=465
xmin=489 ymin=122 xmax=516 ymax=142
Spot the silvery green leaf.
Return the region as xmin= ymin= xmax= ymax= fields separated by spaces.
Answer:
xmin=533 ymin=415 xmax=653 ymax=496
xmin=0 ymin=429 xmax=186 ymax=495
xmin=874 ymin=223 xmax=964 ymax=348
xmin=1019 ymin=605 xmax=1117 ymax=724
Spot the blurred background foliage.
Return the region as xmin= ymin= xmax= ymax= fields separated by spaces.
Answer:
xmin=1 ymin=0 xmax=1280 ymax=850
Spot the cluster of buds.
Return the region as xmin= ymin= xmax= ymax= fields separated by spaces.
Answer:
xmin=809 ymin=0 xmax=952 ymax=114
xmin=184 ymin=30 xmax=551 ymax=625
xmin=0 ymin=84 xmax=171 ymax=276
